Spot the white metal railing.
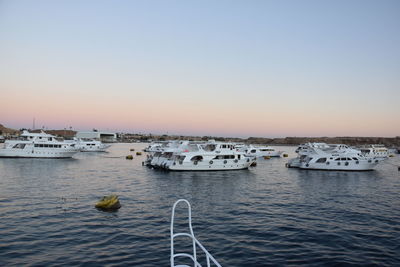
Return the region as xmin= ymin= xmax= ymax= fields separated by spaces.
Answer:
xmin=171 ymin=199 xmax=222 ymax=267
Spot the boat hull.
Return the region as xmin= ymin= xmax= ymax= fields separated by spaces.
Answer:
xmin=0 ymin=149 xmax=78 ymax=158
xmin=166 ymin=159 xmax=254 ymax=171
xmin=299 ymin=161 xmax=379 ymax=171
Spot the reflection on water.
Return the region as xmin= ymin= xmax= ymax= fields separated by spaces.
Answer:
xmin=0 ymin=144 xmax=399 ymax=266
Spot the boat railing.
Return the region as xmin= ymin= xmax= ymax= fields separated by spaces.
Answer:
xmin=171 ymin=199 xmax=222 ymax=267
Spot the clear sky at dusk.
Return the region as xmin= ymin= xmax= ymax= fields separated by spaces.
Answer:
xmin=1 ymin=0 xmax=399 ymax=137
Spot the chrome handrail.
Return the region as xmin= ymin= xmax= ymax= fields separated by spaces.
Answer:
xmin=171 ymin=199 xmax=222 ymax=267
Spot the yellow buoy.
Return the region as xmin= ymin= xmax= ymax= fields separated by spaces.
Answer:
xmin=283 ymin=154 xmax=288 ymax=157
xmin=95 ymin=195 xmax=121 ymax=211
xmin=264 ymin=156 xmax=271 ymax=160
xmin=126 ymin=155 xmax=133 ymax=160
xmin=130 ymin=148 xmax=135 ymax=151
xmin=136 ymin=152 xmax=142 ymax=156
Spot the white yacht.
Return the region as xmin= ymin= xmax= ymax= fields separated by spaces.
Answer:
xmin=0 ymin=131 xmax=79 ymax=158
xmin=358 ymin=144 xmax=389 ymax=160
xmin=75 ymin=138 xmax=110 ymax=152
xmin=295 ymin=142 xmax=331 ymax=155
xmin=288 ymin=143 xmax=383 ymax=171
xmin=287 ymin=143 xmax=331 ymax=168
xmin=144 ymin=142 xmax=169 ymax=153
xmin=244 ymin=145 xmax=283 ymax=157
xmin=300 ymin=145 xmax=381 ymax=171
xmin=164 ymin=141 xmax=256 ymax=171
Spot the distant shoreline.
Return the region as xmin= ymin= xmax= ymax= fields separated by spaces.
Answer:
xmin=1 ymin=124 xmax=399 ymax=147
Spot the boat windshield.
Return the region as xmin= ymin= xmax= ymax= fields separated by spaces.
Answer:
xmin=12 ymin=143 xmax=26 ymax=149
xmin=202 ymin=144 xmax=216 ymax=152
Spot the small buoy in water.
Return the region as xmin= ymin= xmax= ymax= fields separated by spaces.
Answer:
xmin=389 ymin=154 xmax=394 ymax=157
xmin=95 ymin=195 xmax=121 ymax=211
xmin=136 ymin=152 xmax=142 ymax=156
xmin=264 ymin=156 xmax=271 ymax=160
xmin=130 ymin=148 xmax=135 ymax=151
xmin=283 ymin=154 xmax=288 ymax=158
xmin=126 ymin=155 xmax=133 ymax=160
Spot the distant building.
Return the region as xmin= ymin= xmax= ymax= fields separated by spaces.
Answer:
xmin=76 ymin=131 xmax=117 ymax=142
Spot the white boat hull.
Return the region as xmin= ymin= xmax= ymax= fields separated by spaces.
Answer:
xmin=299 ymin=159 xmax=379 ymax=171
xmin=166 ymin=158 xmax=254 ymax=171
xmin=287 ymin=158 xmax=301 ymax=168
xmin=0 ymin=148 xmax=77 ymax=158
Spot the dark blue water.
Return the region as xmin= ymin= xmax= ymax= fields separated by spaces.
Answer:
xmin=1 ymin=143 xmax=399 ymax=266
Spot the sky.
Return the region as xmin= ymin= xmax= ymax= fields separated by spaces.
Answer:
xmin=0 ymin=0 xmax=399 ymax=137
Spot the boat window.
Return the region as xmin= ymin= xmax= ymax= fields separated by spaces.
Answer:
xmin=238 ymin=155 xmax=241 ymax=160
xmin=203 ymin=144 xmax=216 ymax=151
xmin=190 ymin=155 xmax=203 ymax=161
xmin=340 ymin=158 xmax=347 ymax=161
xmin=223 ymin=155 xmax=235 ymax=159
xmin=44 ymin=144 xmax=49 ymax=147
xmin=13 ymin=143 xmax=26 ymax=149
xmin=335 ymin=158 xmax=340 ymax=161
xmin=250 ymin=149 xmax=256 ymax=153
xmin=49 ymin=144 xmax=53 ymax=148
xmin=347 ymin=158 xmax=352 ymax=160
xmin=352 ymin=157 xmax=358 ymax=160
xmin=34 ymin=144 xmax=39 ymax=147
xmin=316 ymin=158 xmax=327 ymax=163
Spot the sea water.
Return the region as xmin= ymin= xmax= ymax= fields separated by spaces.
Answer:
xmin=1 ymin=143 xmax=399 ymax=266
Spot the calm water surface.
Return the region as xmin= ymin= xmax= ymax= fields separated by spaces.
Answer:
xmin=1 ymin=143 xmax=399 ymax=266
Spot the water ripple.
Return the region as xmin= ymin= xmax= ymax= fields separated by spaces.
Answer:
xmin=1 ymin=144 xmax=400 ymax=266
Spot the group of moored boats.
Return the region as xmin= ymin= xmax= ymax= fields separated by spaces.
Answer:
xmin=0 ymin=132 xmax=394 ymax=171
xmin=0 ymin=131 xmax=110 ymax=158
xmin=144 ymin=140 xmax=393 ymax=171
xmin=143 ymin=140 xmax=283 ymax=171
xmin=143 ymin=140 xmax=260 ymax=171
xmin=287 ymin=142 xmax=391 ymax=171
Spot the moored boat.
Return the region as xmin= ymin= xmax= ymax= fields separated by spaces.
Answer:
xmin=0 ymin=130 xmax=79 ymax=158
xmin=288 ymin=143 xmax=386 ymax=171
xmin=243 ymin=145 xmax=283 ymax=158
